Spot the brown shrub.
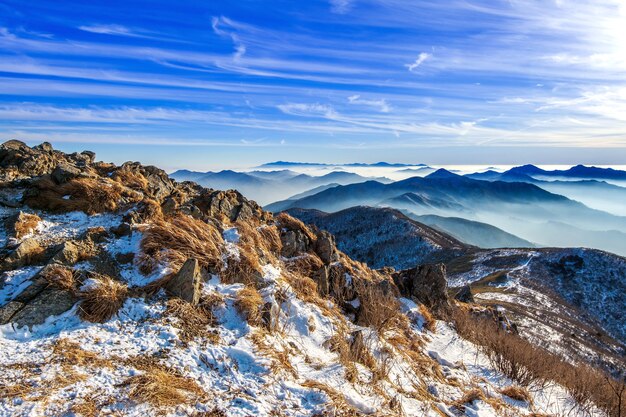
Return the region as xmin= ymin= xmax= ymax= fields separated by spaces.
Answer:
xmin=24 ymin=176 xmax=142 ymax=214
xmin=452 ymin=308 xmax=626 ymax=417
xmin=41 ymin=265 xmax=75 ymax=292
xmin=235 ymin=285 xmax=264 ymax=326
xmin=138 ymin=215 xmax=223 ymax=274
xmin=78 ymin=276 xmax=128 ymax=323
xmin=454 ymin=388 xmax=485 ymax=408
xmin=13 ymin=212 xmax=41 ymax=238
xmin=122 ymin=364 xmax=206 ymax=408
xmin=500 ymin=385 xmax=532 ymax=403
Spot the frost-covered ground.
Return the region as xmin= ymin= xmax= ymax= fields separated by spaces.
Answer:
xmin=0 ymin=210 xmax=602 ymax=417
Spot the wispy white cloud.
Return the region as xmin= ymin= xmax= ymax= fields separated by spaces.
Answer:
xmin=277 ymin=103 xmax=339 ymax=119
xmin=405 ymin=52 xmax=431 ymax=72
xmin=347 ymin=95 xmax=391 ymax=112
xmin=330 ymin=0 xmax=353 ymax=14
xmin=79 ymin=24 xmax=135 ymax=36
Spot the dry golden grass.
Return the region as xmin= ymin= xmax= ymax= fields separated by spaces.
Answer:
xmin=220 ymin=252 xmax=262 ymax=285
xmin=138 ymin=215 xmax=223 ymax=274
xmin=52 ymin=338 xmax=112 ymax=368
xmin=354 ymin=279 xmax=403 ymax=334
xmin=500 ymin=385 xmax=532 ymax=403
xmin=165 ymin=295 xmax=222 ymax=344
xmin=40 ymin=265 xmax=75 ymax=292
xmin=24 ymin=176 xmax=142 ymax=214
xmin=284 ymin=253 xmax=324 ymax=278
xmin=453 ymin=388 xmax=485 ymax=408
xmin=275 ymin=212 xmax=317 ymax=242
xmin=78 ymin=276 xmax=128 ymax=323
xmin=235 ymin=285 xmax=264 ymax=326
xmin=111 ymin=168 xmax=149 ymax=193
xmin=123 ymin=364 xmax=206 ymax=408
xmin=70 ymin=395 xmax=99 ymax=417
xmin=13 ymin=212 xmax=41 ymax=238
xmin=419 ymin=304 xmax=437 ymax=333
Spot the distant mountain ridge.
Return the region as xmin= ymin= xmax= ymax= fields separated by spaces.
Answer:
xmin=259 ymin=161 xmax=427 ymax=168
xmin=170 ymin=168 xmax=391 ymax=205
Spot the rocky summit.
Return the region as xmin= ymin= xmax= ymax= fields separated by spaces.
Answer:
xmin=0 ymin=141 xmax=623 ymax=417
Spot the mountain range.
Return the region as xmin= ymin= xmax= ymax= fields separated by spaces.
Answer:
xmin=266 ymin=169 xmax=626 ymax=255
xmin=171 ymin=168 xmax=391 ymax=205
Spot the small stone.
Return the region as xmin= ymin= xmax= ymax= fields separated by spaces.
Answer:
xmin=165 ymin=258 xmax=202 ymax=305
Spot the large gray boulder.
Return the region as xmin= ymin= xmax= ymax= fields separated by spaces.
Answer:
xmin=393 ymin=263 xmax=451 ymax=315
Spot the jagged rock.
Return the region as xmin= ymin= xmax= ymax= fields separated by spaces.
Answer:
xmin=314 ymin=231 xmax=338 ymax=264
xmin=85 ymin=226 xmax=110 ymax=243
xmin=454 ymin=285 xmax=474 ymax=303
xmin=0 ymin=301 xmax=22 ymax=323
xmin=111 ymin=222 xmax=132 ymax=237
xmin=80 ymin=150 xmax=96 ymax=164
xmin=50 ymin=240 xmax=92 ymax=266
xmin=393 ymin=263 xmax=451 ymax=314
xmin=165 ymin=258 xmax=201 ymax=305
xmin=313 ymin=266 xmax=330 ymax=296
xmin=51 ymin=162 xmax=83 ymax=184
xmin=328 ymin=263 xmax=357 ymax=302
xmin=2 ymin=238 xmax=43 ymax=269
xmin=161 ymin=197 xmax=178 ymax=215
xmin=34 ymin=142 xmax=53 ymax=152
xmin=0 ymin=266 xmax=78 ymax=326
xmin=0 ymin=140 xmax=57 ymax=179
xmin=280 ymin=230 xmax=312 ymax=258
xmin=11 ymin=288 xmax=77 ymax=328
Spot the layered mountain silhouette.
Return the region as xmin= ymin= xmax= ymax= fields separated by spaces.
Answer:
xmin=267 ymin=169 xmax=626 ymax=255
xmin=171 ymin=168 xmax=391 ymax=205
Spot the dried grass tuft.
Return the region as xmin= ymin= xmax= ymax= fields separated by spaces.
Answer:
xmin=500 ymin=385 xmax=532 ymax=403
xmin=235 ymin=285 xmax=264 ymax=326
xmin=78 ymin=276 xmax=128 ymax=323
xmin=138 ymin=215 xmax=223 ymax=275
xmin=122 ymin=364 xmax=206 ymax=408
xmin=166 ymin=294 xmax=222 ymax=344
xmin=40 ymin=265 xmax=75 ymax=292
xmin=419 ymin=304 xmax=437 ymax=333
xmin=111 ymin=168 xmax=149 ymax=193
xmin=13 ymin=212 xmax=41 ymax=239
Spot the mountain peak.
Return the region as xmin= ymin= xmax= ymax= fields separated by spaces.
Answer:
xmin=425 ymin=168 xmax=460 ymax=179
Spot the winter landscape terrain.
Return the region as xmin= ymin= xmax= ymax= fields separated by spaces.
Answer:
xmin=1 ymin=141 xmax=625 ymax=417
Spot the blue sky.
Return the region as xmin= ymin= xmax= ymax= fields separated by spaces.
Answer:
xmin=1 ymin=0 xmax=625 ymax=170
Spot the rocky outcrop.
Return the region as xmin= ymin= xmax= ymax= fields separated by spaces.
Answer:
xmin=165 ymin=258 xmax=202 ymax=305
xmin=454 ymin=285 xmax=474 ymax=303
xmin=0 ymin=265 xmax=79 ymax=327
xmin=1 ymin=238 xmax=44 ymax=270
xmin=393 ymin=263 xmax=451 ymax=315
xmin=314 ymin=231 xmax=338 ymax=264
